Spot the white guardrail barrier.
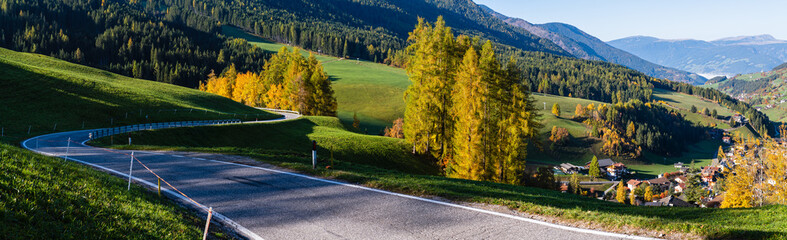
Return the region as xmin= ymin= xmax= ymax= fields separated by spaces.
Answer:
xmin=90 ymin=119 xmax=242 ymax=139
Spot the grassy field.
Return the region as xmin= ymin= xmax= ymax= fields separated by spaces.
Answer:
xmin=222 ymin=27 xmax=409 ymax=134
xmin=653 ymin=88 xmax=734 ymax=117
xmin=0 ymin=47 xmax=278 ymax=143
xmin=0 ymin=143 xmax=229 ymax=239
xmin=91 ymin=117 xmax=787 ymax=239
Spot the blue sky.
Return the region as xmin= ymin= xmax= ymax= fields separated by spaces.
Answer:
xmin=473 ymin=0 xmax=787 ymax=42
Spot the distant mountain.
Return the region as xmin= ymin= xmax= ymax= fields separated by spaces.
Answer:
xmin=479 ymin=5 xmax=706 ymax=84
xmin=608 ymin=35 xmax=787 ymax=77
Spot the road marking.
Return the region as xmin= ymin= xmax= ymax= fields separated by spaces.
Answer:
xmin=171 ymin=155 xmax=184 ymax=158
xmin=194 ymin=158 xmax=206 ymax=160
xmin=20 ymin=137 xmax=266 ymax=240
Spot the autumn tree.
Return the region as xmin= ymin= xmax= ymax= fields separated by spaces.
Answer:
xmin=449 ymin=46 xmax=486 ymax=180
xmin=551 ymin=103 xmax=560 ymax=117
xmin=626 ymin=121 xmax=636 ymax=138
xmin=573 ymin=104 xmax=586 ymax=119
xmin=549 ymin=126 xmax=569 ymax=145
xmin=644 ymin=185 xmax=654 ymax=202
xmin=569 ymin=173 xmax=581 ymax=195
xmin=384 ymin=118 xmax=404 ymax=139
xmin=352 ymin=112 xmax=361 ymax=130
xmin=404 ymin=16 xmax=461 ymax=158
xmin=616 ymin=181 xmax=627 ymax=203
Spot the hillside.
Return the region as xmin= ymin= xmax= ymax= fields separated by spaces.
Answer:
xmin=608 ymin=35 xmax=787 ymax=77
xmin=0 ymin=47 xmax=277 ymax=238
xmin=705 ymin=65 xmax=787 ymax=122
xmin=0 ymin=47 xmax=277 ymax=141
xmin=480 ymin=5 xmax=707 ymax=85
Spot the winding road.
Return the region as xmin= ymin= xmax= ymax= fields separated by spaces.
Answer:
xmin=22 ymin=112 xmax=654 ymax=240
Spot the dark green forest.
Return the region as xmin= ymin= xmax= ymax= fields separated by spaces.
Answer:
xmin=0 ymin=0 xmax=266 ymax=87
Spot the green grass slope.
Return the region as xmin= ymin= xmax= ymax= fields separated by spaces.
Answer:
xmin=0 ymin=143 xmax=228 ymax=239
xmin=89 ymin=116 xmax=787 ymax=239
xmin=223 ymin=27 xmax=408 ymax=134
xmin=0 ymin=47 xmax=278 ymax=142
xmin=92 ymin=116 xmax=438 ymax=176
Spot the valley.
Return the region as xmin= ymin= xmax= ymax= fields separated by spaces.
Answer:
xmin=2 ymin=0 xmax=786 ymax=239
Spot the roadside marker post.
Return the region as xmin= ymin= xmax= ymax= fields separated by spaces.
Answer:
xmin=28 ymin=125 xmax=31 ymax=134
xmin=127 ymin=152 xmax=134 ymax=191
xmin=65 ymin=137 xmax=71 ymax=160
xmin=312 ymin=140 xmax=317 ymax=169
xmin=203 ymin=207 xmax=213 ymax=240
xmin=157 ymin=178 xmax=161 ymax=196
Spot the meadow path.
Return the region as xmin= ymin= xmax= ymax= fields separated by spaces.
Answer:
xmin=22 ymin=112 xmax=652 ymax=240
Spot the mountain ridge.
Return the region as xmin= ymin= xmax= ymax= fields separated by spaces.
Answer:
xmin=609 ymin=35 xmax=787 ymax=77
xmin=479 ymin=5 xmax=707 ymax=84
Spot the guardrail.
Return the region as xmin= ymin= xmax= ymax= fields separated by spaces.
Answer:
xmin=90 ymin=119 xmax=242 ymax=139
xmin=256 ymin=108 xmax=300 ymax=115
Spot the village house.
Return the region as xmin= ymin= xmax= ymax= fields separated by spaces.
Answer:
xmin=645 ymin=177 xmax=670 ymax=192
xmin=606 ymin=163 xmax=628 ymax=180
xmin=559 ymin=163 xmax=584 ymax=174
xmin=627 ymin=179 xmax=642 ymax=190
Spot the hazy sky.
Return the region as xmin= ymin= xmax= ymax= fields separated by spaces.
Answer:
xmin=473 ymin=0 xmax=787 ymax=42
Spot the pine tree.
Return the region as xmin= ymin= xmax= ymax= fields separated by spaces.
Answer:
xmin=552 ymin=103 xmax=560 ymax=117
xmin=404 ymin=16 xmax=458 ymax=159
xmin=495 ymin=57 xmax=539 ymax=184
xmin=449 ymin=47 xmax=486 ymax=180
xmin=588 ymin=155 xmax=600 ymax=180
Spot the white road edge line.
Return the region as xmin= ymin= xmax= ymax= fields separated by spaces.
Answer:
xmin=21 ymin=137 xmax=266 ymax=240
xmin=25 ymin=124 xmax=658 ymax=240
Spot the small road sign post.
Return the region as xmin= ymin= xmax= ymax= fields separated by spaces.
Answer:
xmin=312 ymin=140 xmax=317 ymax=169
xmin=127 ymin=152 xmax=134 ymax=191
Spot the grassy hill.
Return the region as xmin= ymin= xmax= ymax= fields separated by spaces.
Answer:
xmin=0 ymin=47 xmax=279 ymax=238
xmin=0 ymin=47 xmax=278 ymax=142
xmin=0 ymin=142 xmax=227 ymax=239
xmin=223 ymin=27 xmax=408 ymax=134
xmin=704 ymin=68 xmax=787 ymax=123
xmin=88 ymin=114 xmax=787 ymax=239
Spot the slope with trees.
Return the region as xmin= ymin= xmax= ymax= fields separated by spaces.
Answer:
xmin=0 ymin=0 xmax=268 ymax=87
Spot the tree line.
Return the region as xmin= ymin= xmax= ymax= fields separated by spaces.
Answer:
xmin=0 ymin=0 xmax=266 ymax=87
xmin=403 ymin=17 xmax=541 ymax=184
xmin=200 ymin=47 xmax=336 ymax=116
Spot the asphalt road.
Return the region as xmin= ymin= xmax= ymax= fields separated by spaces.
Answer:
xmin=22 ymin=113 xmax=654 ymax=240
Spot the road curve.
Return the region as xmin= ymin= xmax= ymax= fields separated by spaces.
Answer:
xmin=22 ymin=113 xmax=655 ymax=240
